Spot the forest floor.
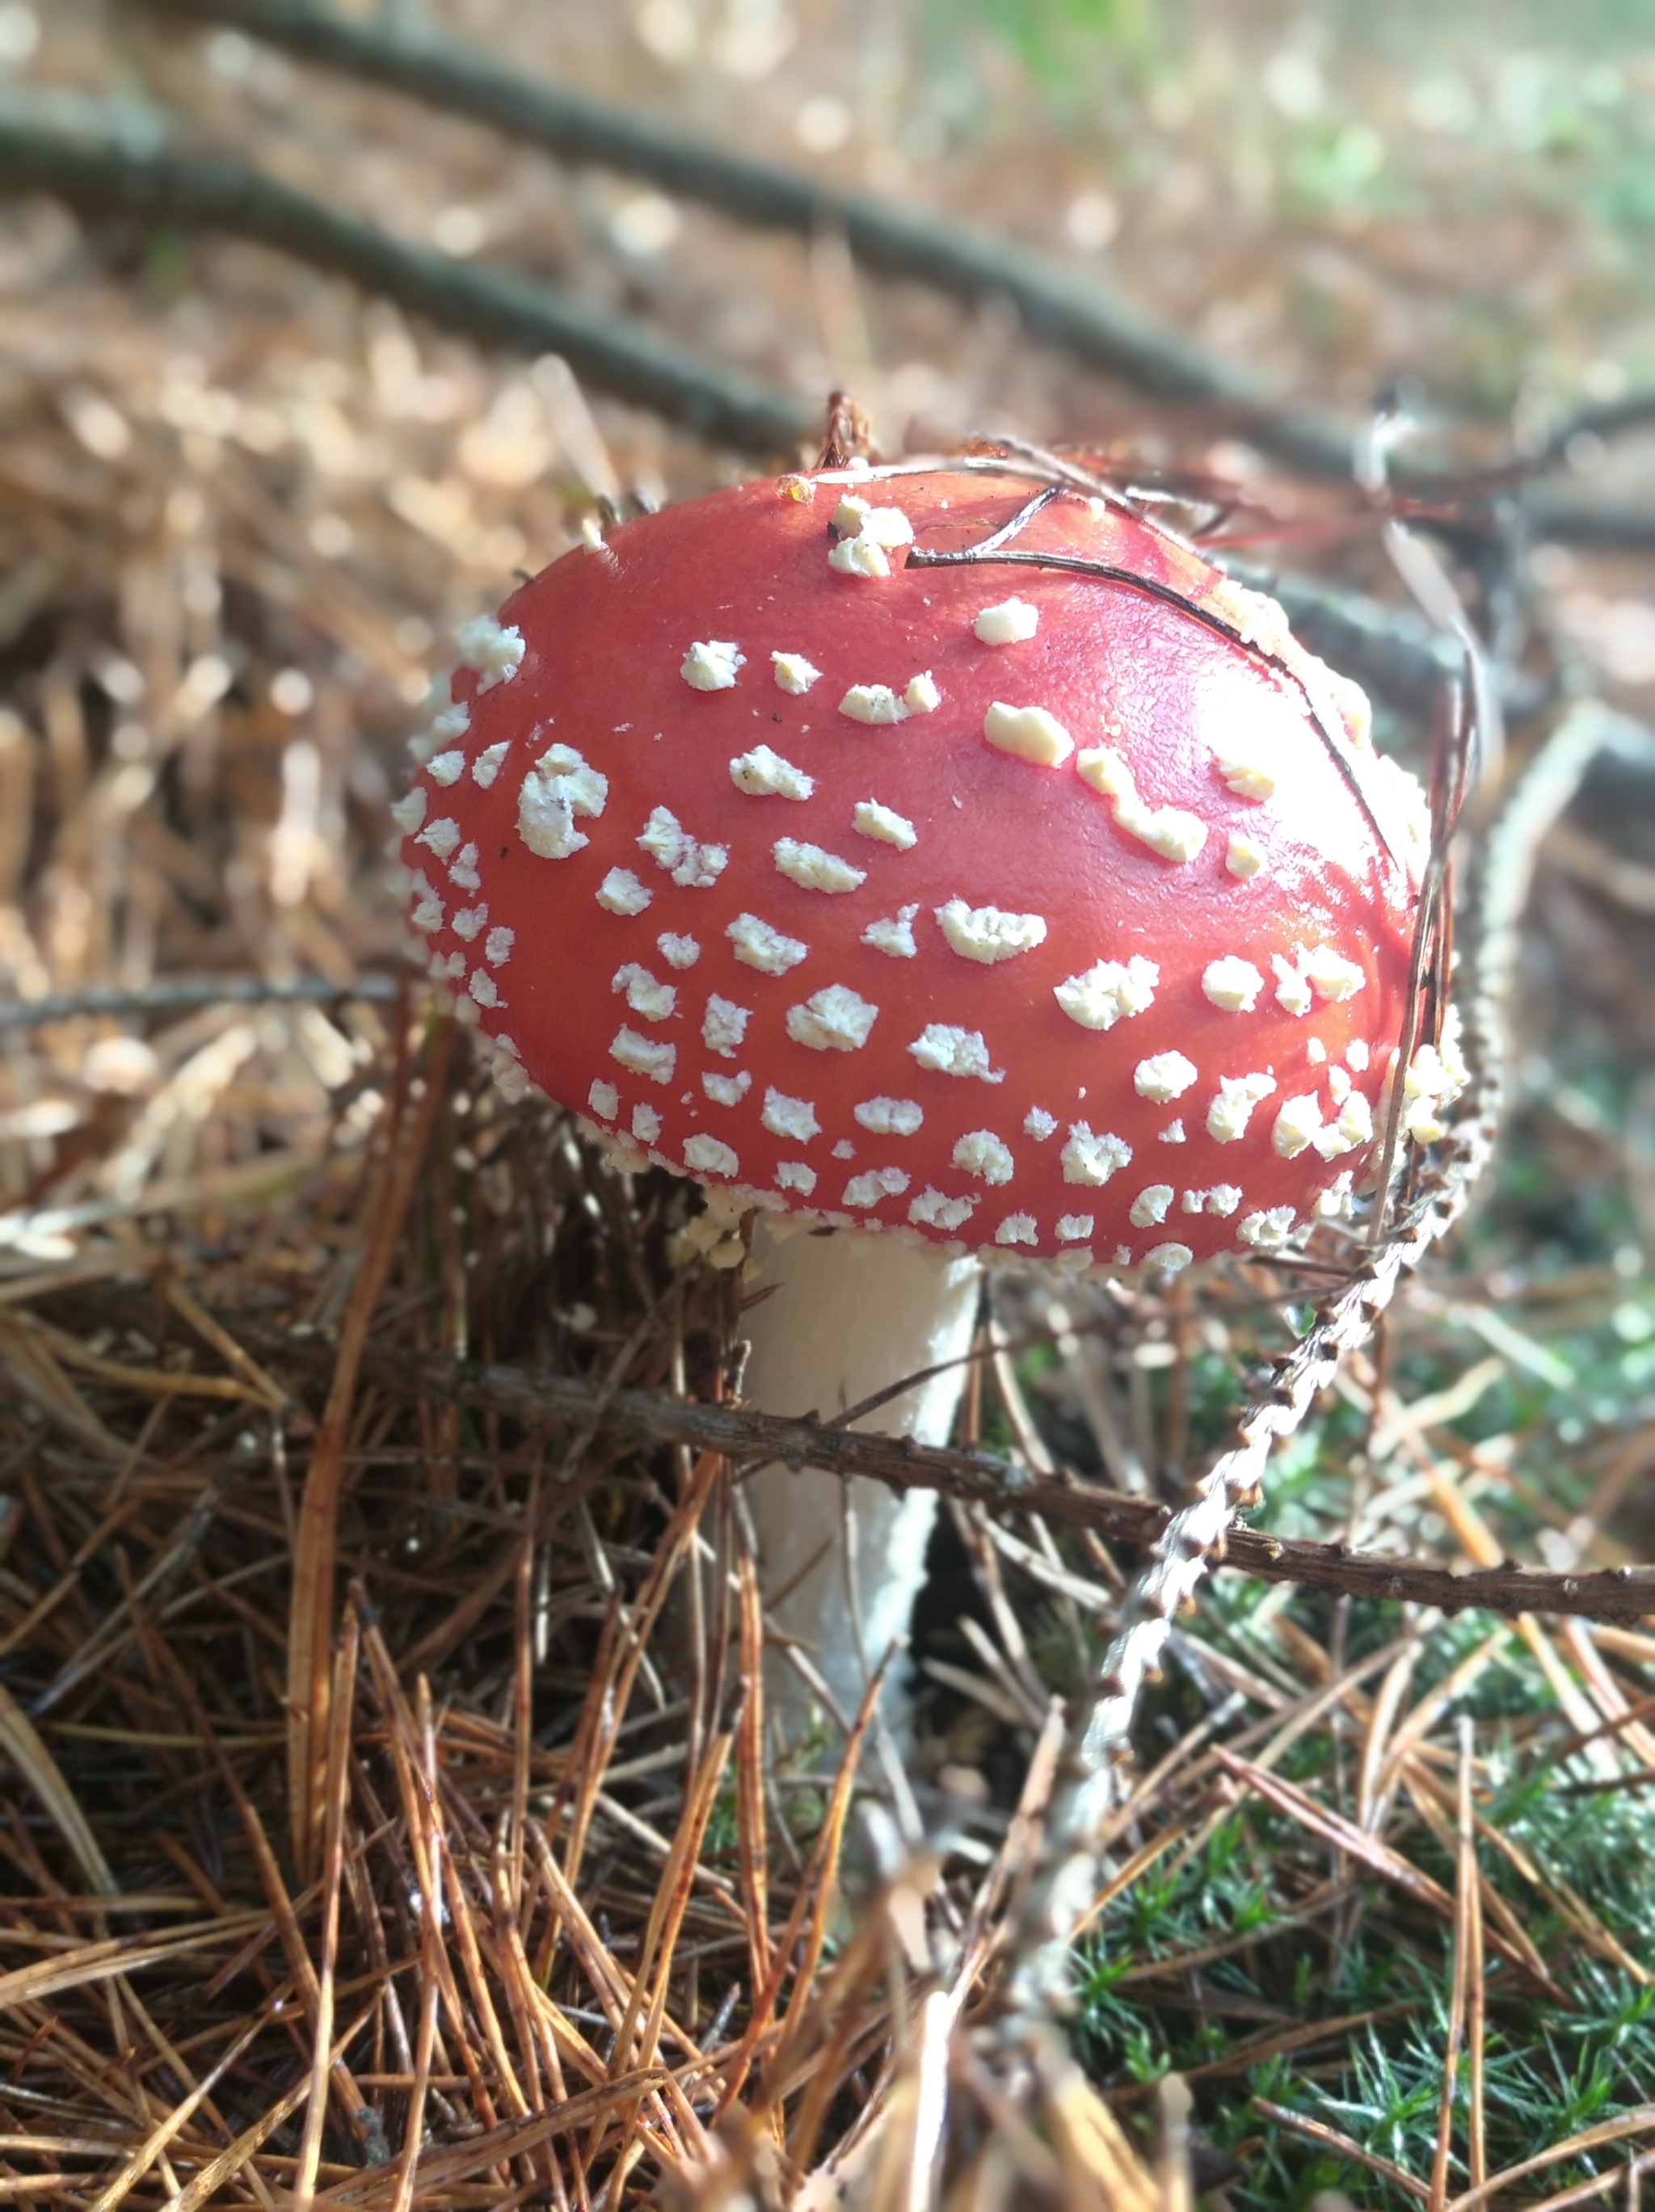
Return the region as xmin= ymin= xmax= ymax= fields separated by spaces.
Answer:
xmin=1 ymin=2 xmax=1655 ymax=2205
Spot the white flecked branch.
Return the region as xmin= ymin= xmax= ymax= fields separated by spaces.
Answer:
xmin=997 ymin=696 xmax=1619 ymax=2023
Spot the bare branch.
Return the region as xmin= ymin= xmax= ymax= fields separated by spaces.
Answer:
xmin=0 ymin=974 xmax=403 ymax=1032
xmin=2 ymin=104 xmax=1640 ymax=661
xmin=59 ymin=1303 xmax=1655 ymax=1627
xmin=1531 ymin=389 xmax=1655 ymax=468
xmin=0 ymin=105 xmax=815 ymax=456
xmin=1526 ymin=488 xmax=1655 ymax=554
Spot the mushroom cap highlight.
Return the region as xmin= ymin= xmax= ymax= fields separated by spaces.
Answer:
xmin=394 ymin=467 xmax=1427 ymax=1271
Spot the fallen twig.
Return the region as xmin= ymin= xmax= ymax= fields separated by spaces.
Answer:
xmin=0 ymin=974 xmax=403 ymax=1032
xmin=0 ymin=104 xmax=814 ymax=456
xmin=72 ymin=1302 xmax=1655 ymax=1626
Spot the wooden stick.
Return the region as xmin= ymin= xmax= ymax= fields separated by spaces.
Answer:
xmin=128 ymin=0 xmax=1350 ymax=474
xmin=0 ymin=972 xmax=400 ymax=1033
xmin=233 ymin=1316 xmax=1655 ymax=1625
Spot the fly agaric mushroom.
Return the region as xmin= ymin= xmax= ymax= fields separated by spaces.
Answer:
xmin=391 ymin=464 xmax=1434 ymax=1735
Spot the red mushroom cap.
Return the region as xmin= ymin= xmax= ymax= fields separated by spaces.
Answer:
xmin=392 ymin=467 xmax=1429 ymax=1273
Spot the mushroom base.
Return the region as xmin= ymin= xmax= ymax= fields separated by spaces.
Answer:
xmin=739 ymin=1219 xmax=983 ymax=1747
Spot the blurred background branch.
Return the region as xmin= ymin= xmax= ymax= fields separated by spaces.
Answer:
xmin=127 ymin=0 xmax=1362 ymax=474
xmin=0 ymin=103 xmax=818 ymax=451
xmin=2 ymin=2 xmax=1655 ymax=2200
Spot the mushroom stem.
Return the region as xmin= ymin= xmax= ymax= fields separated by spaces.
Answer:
xmin=739 ymin=1220 xmax=982 ymax=1739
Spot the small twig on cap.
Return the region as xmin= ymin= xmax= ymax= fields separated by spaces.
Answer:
xmin=905 ymin=524 xmax=1411 ymax=883
xmin=814 ymin=390 xmax=873 ymax=471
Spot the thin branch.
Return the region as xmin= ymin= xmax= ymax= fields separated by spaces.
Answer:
xmin=0 ymin=974 xmax=404 ymax=1032
xmin=0 ymin=105 xmax=815 ymax=456
xmin=1525 ymin=488 xmax=1655 ymax=554
xmin=57 ymin=1304 xmax=1655 ymax=1627
xmin=0 ymin=119 xmax=1639 ymax=710
xmin=1225 ymin=558 xmax=1550 ymax=725
xmin=128 ymin=0 xmax=1356 ymax=479
xmin=1532 ymin=390 xmax=1655 ymax=468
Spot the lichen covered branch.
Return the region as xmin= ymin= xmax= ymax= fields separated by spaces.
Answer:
xmin=996 ymin=695 xmax=1625 ymax=2021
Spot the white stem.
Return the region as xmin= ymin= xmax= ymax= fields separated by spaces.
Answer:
xmin=739 ymin=1221 xmax=982 ymax=1739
